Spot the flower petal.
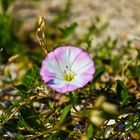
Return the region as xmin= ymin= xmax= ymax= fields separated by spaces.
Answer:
xmin=71 ymin=51 xmax=95 ymax=74
xmin=53 ymin=46 xmax=82 ymax=71
xmin=48 ymin=80 xmax=69 ymax=93
xmin=40 ymin=51 xmax=64 ymax=82
xmin=41 ymin=51 xmax=63 ymax=73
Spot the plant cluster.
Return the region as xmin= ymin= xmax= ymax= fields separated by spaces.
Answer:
xmin=0 ymin=0 xmax=140 ymax=140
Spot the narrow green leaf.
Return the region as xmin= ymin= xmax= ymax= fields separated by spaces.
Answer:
xmin=22 ymin=66 xmax=40 ymax=88
xmin=93 ymin=67 xmax=105 ymax=83
xmin=16 ymin=133 xmax=24 ymax=140
xmin=87 ymin=123 xmax=94 ymax=139
xmin=48 ymin=102 xmax=54 ymax=110
xmin=14 ymin=84 xmax=28 ymax=94
xmin=20 ymin=106 xmax=42 ymax=130
xmin=111 ymin=56 xmax=120 ymax=69
xmin=59 ymin=105 xmax=72 ymax=124
xmin=120 ymin=90 xmax=130 ymax=106
xmin=70 ymin=92 xmax=78 ymax=105
xmin=116 ymin=80 xmax=130 ymax=106
xmin=59 ymin=22 xmax=78 ymax=38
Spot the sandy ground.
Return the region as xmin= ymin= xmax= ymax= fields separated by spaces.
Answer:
xmin=5 ymin=0 xmax=140 ymax=40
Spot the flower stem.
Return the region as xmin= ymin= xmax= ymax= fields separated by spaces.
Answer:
xmin=26 ymin=124 xmax=61 ymax=140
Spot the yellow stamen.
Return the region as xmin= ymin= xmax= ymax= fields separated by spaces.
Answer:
xmin=64 ymin=73 xmax=74 ymax=82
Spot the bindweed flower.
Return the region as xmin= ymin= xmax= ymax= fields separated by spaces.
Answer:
xmin=40 ymin=46 xmax=95 ymax=93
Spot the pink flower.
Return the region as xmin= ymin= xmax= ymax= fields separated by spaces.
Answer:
xmin=40 ymin=46 xmax=95 ymax=93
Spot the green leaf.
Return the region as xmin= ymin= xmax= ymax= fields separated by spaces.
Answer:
xmin=69 ymin=92 xmax=78 ymax=105
xmin=111 ymin=56 xmax=120 ymax=69
xmin=129 ymin=64 xmax=140 ymax=78
xmin=16 ymin=133 xmax=24 ymax=140
xmin=20 ymin=106 xmax=42 ymax=130
xmin=22 ymin=69 xmax=33 ymax=87
xmin=59 ymin=105 xmax=72 ymax=124
xmin=59 ymin=22 xmax=78 ymax=38
xmin=120 ymin=90 xmax=130 ymax=106
xmin=22 ymin=66 xmax=40 ymax=88
xmin=87 ymin=123 xmax=94 ymax=139
xmin=116 ymin=80 xmax=130 ymax=106
xmin=14 ymin=84 xmax=28 ymax=94
xmin=92 ymin=67 xmax=105 ymax=83
xmin=48 ymin=102 xmax=54 ymax=110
